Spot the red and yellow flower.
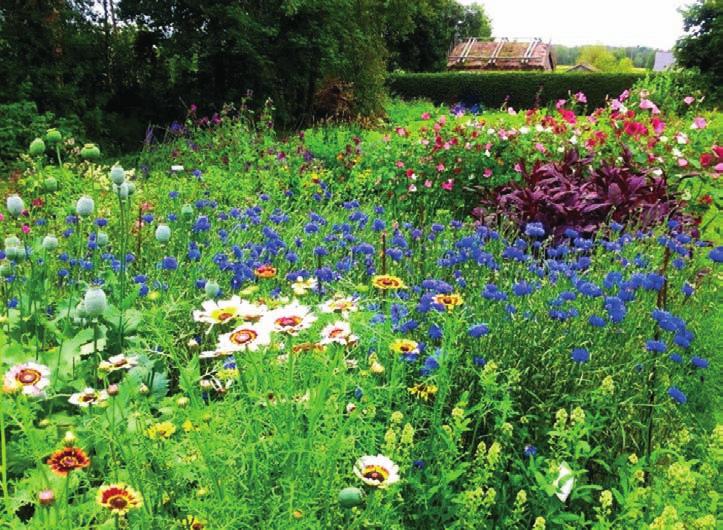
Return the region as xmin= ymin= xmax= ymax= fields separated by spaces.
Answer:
xmin=46 ymin=447 xmax=90 ymax=476
xmin=432 ymin=293 xmax=463 ymax=311
xmin=371 ymin=275 xmax=407 ymax=290
xmin=97 ymin=484 xmax=143 ymax=515
xmin=254 ymin=264 xmax=277 ymax=279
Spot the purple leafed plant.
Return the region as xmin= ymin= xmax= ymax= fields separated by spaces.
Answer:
xmin=473 ymin=148 xmax=686 ymax=238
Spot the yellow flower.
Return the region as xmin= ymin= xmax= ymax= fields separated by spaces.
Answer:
xmin=389 ymin=339 xmax=419 ymax=357
xmin=408 ymin=382 xmax=438 ymax=401
xmin=432 ymin=293 xmax=463 ymax=311
xmin=146 ymin=421 xmax=176 ymax=440
xmin=371 ymin=275 xmax=407 ymax=290
xmin=97 ymin=484 xmax=143 ymax=515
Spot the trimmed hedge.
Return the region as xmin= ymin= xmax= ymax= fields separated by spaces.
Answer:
xmin=387 ymin=72 xmax=647 ymax=109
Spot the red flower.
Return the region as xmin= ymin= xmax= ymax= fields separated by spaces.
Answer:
xmin=700 ymin=153 xmax=714 ymax=167
xmin=47 ymin=447 xmax=90 ymax=476
xmin=699 ymin=194 xmax=712 ymax=205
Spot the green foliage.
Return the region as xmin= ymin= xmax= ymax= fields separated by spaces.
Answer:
xmin=388 ymin=72 xmax=646 ymax=108
xmin=577 ymin=46 xmax=635 ymax=73
xmin=555 ymin=45 xmax=655 ymax=69
xmin=674 ymin=0 xmax=722 ymax=85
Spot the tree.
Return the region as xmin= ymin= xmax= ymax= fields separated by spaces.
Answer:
xmin=577 ymin=45 xmax=634 ymax=72
xmin=674 ymin=0 xmax=722 ymax=84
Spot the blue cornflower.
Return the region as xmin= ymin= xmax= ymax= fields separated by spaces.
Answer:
xmin=429 ymin=323 xmax=443 ymax=340
xmin=161 ymin=256 xmax=178 ymax=271
xmin=667 ymin=386 xmax=687 ymax=404
xmin=473 ymin=356 xmax=486 ymax=367
xmin=681 ymin=283 xmax=694 ymax=297
xmin=523 ymin=445 xmax=537 ymax=457
xmin=468 ymin=324 xmax=490 ymax=338
xmin=524 ymin=222 xmax=545 ymax=238
xmin=691 ymin=356 xmax=708 ymax=369
xmin=571 ymin=348 xmax=590 ymax=363
xmin=588 ymin=315 xmax=606 ymax=327
xmin=646 ymin=340 xmax=667 ymax=353
xmin=708 ymin=246 xmax=723 ymax=263
xmin=668 ymin=353 xmax=683 ymax=363
xmin=413 ymin=459 xmax=426 ymax=470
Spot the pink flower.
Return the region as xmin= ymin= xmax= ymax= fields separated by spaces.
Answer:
xmin=574 ymin=91 xmax=587 ymax=104
xmin=610 ymin=99 xmax=624 ymax=111
xmin=22 ymin=224 xmax=30 ymax=234
xmin=555 ymin=99 xmax=567 ymax=110
xmin=514 ymin=163 xmax=523 ymax=173
xmin=651 ymin=117 xmax=666 ymax=135
xmin=619 ymin=89 xmax=630 ymax=101
xmin=483 ymin=168 xmax=493 ymax=178
xmin=441 ymin=179 xmax=454 ymax=191
xmin=715 ymin=162 xmax=723 ymax=173
xmin=424 ymin=179 xmax=432 ymax=188
xmin=677 ymin=158 xmax=688 ymax=167
xmin=639 ymin=99 xmax=660 ymax=114
xmin=683 ymin=96 xmax=695 ymax=105
xmin=436 ymin=163 xmax=445 ymax=172
xmin=507 ymin=107 xmax=517 ymax=115
xmin=534 ymin=142 xmax=546 ymax=153
xmin=691 ymin=116 xmax=707 ymax=130
xmin=421 ymin=112 xmax=431 ymax=120
xmin=395 ymin=127 xmax=407 ymax=137
xmin=438 ymin=115 xmax=447 ymax=125
xmin=408 ymin=184 xmax=417 ymax=192
xmin=395 ymin=161 xmax=404 ymax=168
xmin=0 ymin=213 xmax=4 ymax=222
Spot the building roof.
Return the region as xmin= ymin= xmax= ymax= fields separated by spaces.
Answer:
xmin=653 ymin=51 xmax=675 ymax=71
xmin=567 ymin=63 xmax=599 ymax=73
xmin=447 ymin=38 xmax=555 ymax=71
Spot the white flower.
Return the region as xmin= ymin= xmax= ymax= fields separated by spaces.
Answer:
xmin=353 ymin=455 xmax=400 ymax=488
xmin=3 ymin=362 xmax=50 ymax=397
xmin=192 ymin=296 xmax=266 ymax=329
xmin=319 ymin=295 xmax=359 ymax=319
xmin=216 ymin=323 xmax=272 ymax=353
xmin=170 ymin=165 xmax=185 ymax=172
xmin=69 ymin=388 xmax=109 ymax=407
xmin=98 ymin=354 xmax=139 ymax=373
xmin=553 ymin=462 xmax=575 ymax=502
xmin=291 ymin=276 xmax=317 ymax=296
xmin=519 ymin=126 xmax=530 ymax=134
xmin=319 ymin=321 xmax=358 ymax=347
xmin=263 ymin=301 xmax=317 ymax=335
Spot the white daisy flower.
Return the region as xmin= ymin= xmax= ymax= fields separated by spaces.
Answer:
xmin=216 ymin=323 xmax=272 ymax=353
xmin=98 ymin=354 xmax=139 ymax=373
xmin=263 ymin=301 xmax=316 ymax=335
xmin=353 ymin=455 xmax=400 ymax=488
xmin=291 ymin=276 xmax=317 ymax=296
xmin=192 ymin=296 xmax=266 ymax=329
xmin=319 ymin=321 xmax=358 ymax=347
xmin=319 ymin=295 xmax=359 ymax=319
xmin=69 ymin=387 xmax=109 ymax=407
xmin=3 ymin=362 xmax=50 ymax=397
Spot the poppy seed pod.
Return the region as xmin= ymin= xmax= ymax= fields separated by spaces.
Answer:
xmin=29 ymin=138 xmax=46 ymax=156
xmin=155 ymin=223 xmax=171 ymax=243
xmin=204 ymin=280 xmax=220 ymax=298
xmin=126 ymin=181 xmax=136 ymax=195
xmin=181 ymin=204 xmax=193 ymax=219
xmin=116 ymin=182 xmax=129 ymax=200
xmin=80 ymin=143 xmax=100 ymax=161
xmin=46 ymin=128 xmax=62 ymax=144
xmin=83 ymin=287 xmax=107 ymax=318
xmin=44 ymin=176 xmax=58 ymax=192
xmin=96 ymin=231 xmax=109 ymax=247
xmin=6 ymin=195 xmax=24 ymax=216
xmin=338 ymin=487 xmax=364 ymax=508
xmin=5 ymin=235 xmax=21 ymax=249
xmin=110 ymin=165 xmax=125 ymax=185
xmin=76 ymin=196 xmax=95 ymax=217
xmin=42 ymin=235 xmax=59 ymax=251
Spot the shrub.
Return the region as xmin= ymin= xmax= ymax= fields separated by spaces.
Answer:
xmin=388 ymin=72 xmax=646 ymax=109
xmin=474 ymin=147 xmax=686 ymax=238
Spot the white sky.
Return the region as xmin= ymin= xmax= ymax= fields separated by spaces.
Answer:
xmin=459 ymin=0 xmax=692 ymax=49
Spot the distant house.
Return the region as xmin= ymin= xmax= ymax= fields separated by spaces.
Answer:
xmin=566 ymin=63 xmax=599 ymax=73
xmin=447 ymin=38 xmax=556 ymax=71
xmin=653 ymin=51 xmax=675 ymax=71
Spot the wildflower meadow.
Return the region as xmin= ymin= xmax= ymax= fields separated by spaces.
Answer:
xmin=0 ymin=82 xmax=721 ymax=530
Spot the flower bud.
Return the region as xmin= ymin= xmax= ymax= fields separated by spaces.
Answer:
xmin=109 ymin=165 xmax=125 ymax=185
xmin=42 ymin=235 xmax=59 ymax=251
xmin=155 ymin=223 xmax=171 ymax=243
xmin=63 ymin=431 xmax=76 ymax=445
xmin=338 ymin=487 xmax=365 ymax=508
xmin=204 ymin=280 xmax=220 ymax=298
xmin=107 ymin=384 xmax=120 ymax=396
xmin=29 ymin=138 xmax=46 ymax=156
xmin=38 ymin=489 xmax=55 ymax=506
xmin=176 ymin=396 xmax=190 ymax=408
xmin=126 ymin=182 xmax=136 ymax=195
xmin=80 ymin=143 xmax=100 ymax=161
xmin=6 ymin=195 xmax=24 ymax=216
xmin=44 ymin=176 xmax=58 ymax=192
xmin=139 ymin=383 xmax=150 ymax=395
xmin=75 ymin=301 xmax=88 ymax=318
xmin=5 ymin=235 xmax=21 ymax=249
xmin=181 ymin=204 xmax=193 ymax=219
xmin=83 ymin=287 xmax=107 ymax=317
xmin=76 ymin=196 xmax=95 ymax=217
xmin=46 ymin=128 xmax=62 ymax=144
xmin=96 ymin=231 xmax=109 ymax=247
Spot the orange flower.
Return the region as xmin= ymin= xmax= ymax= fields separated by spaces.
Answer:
xmin=371 ymin=275 xmax=407 ymax=290
xmin=47 ymin=447 xmax=90 ymax=476
xmin=254 ymin=264 xmax=277 ymax=279
xmin=97 ymin=484 xmax=143 ymax=515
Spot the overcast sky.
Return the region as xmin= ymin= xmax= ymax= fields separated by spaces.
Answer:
xmin=459 ymin=0 xmax=691 ymax=49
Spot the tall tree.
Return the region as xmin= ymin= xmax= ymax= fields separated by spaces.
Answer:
xmin=674 ymin=0 xmax=722 ymax=84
